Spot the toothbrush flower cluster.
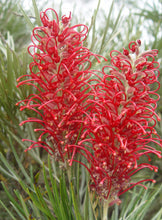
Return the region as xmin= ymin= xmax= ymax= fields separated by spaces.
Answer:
xmin=17 ymin=8 xmax=101 ymax=164
xmin=80 ymin=40 xmax=162 ymax=204
xmin=17 ymin=9 xmax=161 ymax=205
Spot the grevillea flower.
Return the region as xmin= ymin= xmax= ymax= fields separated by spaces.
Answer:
xmin=17 ymin=8 xmax=161 ymax=206
xmin=78 ymin=40 xmax=162 ymax=204
xmin=16 ymin=9 xmax=102 ymax=165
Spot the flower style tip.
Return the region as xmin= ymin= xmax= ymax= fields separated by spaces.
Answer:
xmin=62 ymin=12 xmax=72 ymax=26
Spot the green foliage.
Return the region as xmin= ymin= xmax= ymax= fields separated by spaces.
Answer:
xmin=0 ymin=33 xmax=30 ymax=154
xmin=118 ymin=184 xmax=162 ymax=220
xmin=86 ymin=0 xmax=124 ymax=62
xmin=0 ymin=140 xmax=91 ymax=220
xmin=0 ymin=0 xmax=30 ymax=50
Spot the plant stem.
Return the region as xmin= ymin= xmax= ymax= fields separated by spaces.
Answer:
xmin=103 ymin=199 xmax=109 ymax=220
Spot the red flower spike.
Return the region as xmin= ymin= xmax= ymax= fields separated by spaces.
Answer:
xmin=17 ymin=9 xmax=102 ymax=164
xmin=80 ymin=41 xmax=162 ymax=204
xmin=17 ymin=9 xmax=161 ymax=206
